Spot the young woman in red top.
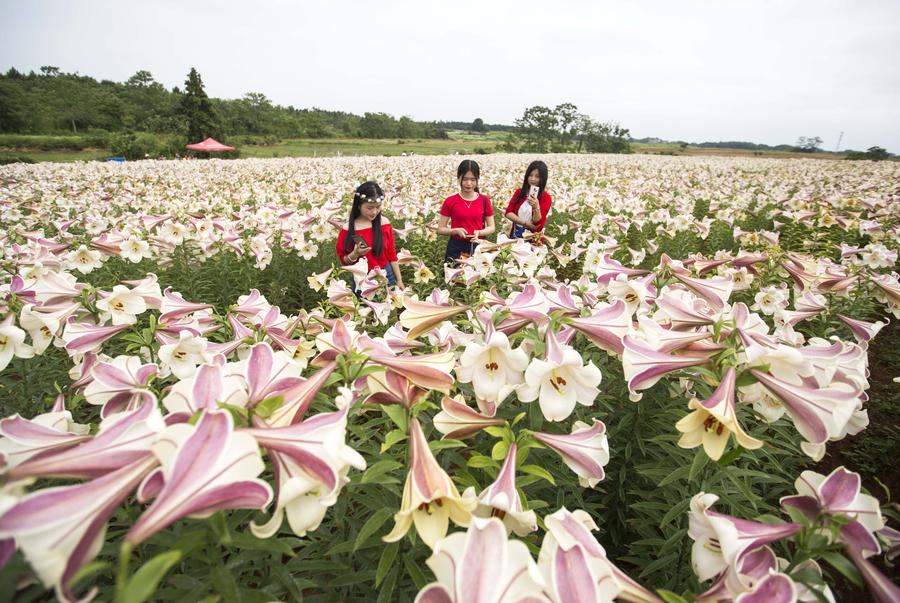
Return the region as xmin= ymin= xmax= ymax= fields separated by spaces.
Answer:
xmin=336 ymin=181 xmax=404 ymax=289
xmin=436 ymin=159 xmax=495 ymax=262
xmin=505 ymin=160 xmax=552 ymax=239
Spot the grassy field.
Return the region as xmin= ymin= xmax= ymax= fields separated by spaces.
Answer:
xmin=0 ymin=130 xmax=860 ymax=163
xmin=239 ymin=130 xmax=508 ymax=158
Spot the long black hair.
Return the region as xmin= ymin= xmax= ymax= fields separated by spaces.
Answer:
xmin=456 ymin=159 xmax=480 ymax=193
xmin=513 ymin=160 xmax=548 ymax=205
xmin=343 ymin=181 xmax=384 ymax=257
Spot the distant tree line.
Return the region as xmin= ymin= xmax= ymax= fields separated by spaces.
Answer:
xmin=433 ymin=120 xmax=517 ymax=133
xmin=502 ymin=103 xmax=631 ymax=154
xmin=0 ymin=66 xmax=449 ymax=142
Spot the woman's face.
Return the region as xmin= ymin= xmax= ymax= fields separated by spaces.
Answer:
xmin=527 ymin=169 xmax=541 ymax=187
xmin=359 ymin=201 xmax=382 ymax=221
xmin=459 ymin=171 xmax=478 ymax=195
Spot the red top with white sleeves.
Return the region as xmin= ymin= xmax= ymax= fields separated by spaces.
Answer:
xmin=505 ymin=189 xmax=553 ymax=233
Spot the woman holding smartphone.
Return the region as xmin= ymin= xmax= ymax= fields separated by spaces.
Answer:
xmin=436 ymin=159 xmax=495 ymax=262
xmin=504 ymin=160 xmax=552 ymax=239
xmin=336 ymin=181 xmax=404 ymax=289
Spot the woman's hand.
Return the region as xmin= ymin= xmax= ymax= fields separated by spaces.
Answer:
xmin=528 ymin=193 xmax=539 ymax=207
xmin=348 ymin=241 xmax=368 ymax=262
xmin=451 ymin=227 xmax=468 ymax=238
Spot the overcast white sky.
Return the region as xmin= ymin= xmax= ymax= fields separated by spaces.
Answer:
xmin=3 ymin=0 xmax=899 ymax=151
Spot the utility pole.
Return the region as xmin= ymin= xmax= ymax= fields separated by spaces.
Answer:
xmin=835 ymin=131 xmax=844 ymax=152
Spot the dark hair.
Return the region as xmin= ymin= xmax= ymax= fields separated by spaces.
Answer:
xmin=344 ymin=181 xmax=384 ymax=257
xmin=456 ymin=159 xmax=480 ymax=193
xmin=513 ymin=160 xmax=548 ymax=205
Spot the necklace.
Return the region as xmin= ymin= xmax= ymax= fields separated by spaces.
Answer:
xmin=460 ymin=193 xmax=478 ymax=209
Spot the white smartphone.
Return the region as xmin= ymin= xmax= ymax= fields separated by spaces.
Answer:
xmin=529 ymin=185 xmax=540 ymax=198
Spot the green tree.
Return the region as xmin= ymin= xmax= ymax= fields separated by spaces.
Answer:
xmin=796 ymin=136 xmax=823 ymax=153
xmin=513 ymin=105 xmax=558 ymax=152
xmin=551 ymin=102 xmax=580 ymax=151
xmin=471 ymin=117 xmax=485 ymax=132
xmin=180 ymin=68 xmax=221 ymax=142
xmin=360 ymin=112 xmax=397 ymax=138
xmin=582 ymin=121 xmax=632 ymax=153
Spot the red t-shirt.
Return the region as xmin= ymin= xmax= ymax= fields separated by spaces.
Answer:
xmin=505 ymin=189 xmax=553 ymax=233
xmin=439 ymin=193 xmax=495 ymax=240
xmin=336 ymin=223 xmax=399 ymax=271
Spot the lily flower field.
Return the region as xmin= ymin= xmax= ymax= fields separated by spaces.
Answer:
xmin=0 ymin=154 xmax=898 ymax=602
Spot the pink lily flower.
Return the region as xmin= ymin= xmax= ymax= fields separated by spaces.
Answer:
xmin=675 ymin=368 xmax=763 ymax=461
xmin=230 ymin=289 xmax=272 ymax=320
xmin=241 ymin=342 xmax=309 ymax=409
xmin=545 ymin=284 xmax=582 ymax=315
xmin=780 ymin=260 xmax=819 ymax=292
xmin=669 ymin=273 xmax=734 ymax=310
xmin=622 ymin=335 xmax=708 ymax=400
xmin=84 ymin=354 xmax=158 ymax=417
xmin=485 ymin=284 xmax=550 ymax=325
xmin=518 ymin=330 xmax=602 ymax=422
xmin=313 ymin=317 xmax=361 ymax=363
xmin=432 ymin=395 xmax=505 ymax=439
xmin=635 ymin=317 xmax=711 ymax=353
xmin=30 ymin=270 xmax=85 ymax=305
xmin=844 ymin=545 xmax=900 ymax=603
xmin=159 ymin=287 xmax=213 ymax=322
xmin=8 ymin=275 xmax=37 ymax=304
xmin=383 ymin=418 xmax=476 ymax=548
xmin=533 ymin=419 xmax=609 ymax=488
xmin=835 ymin=314 xmax=886 ymax=347
xmin=593 ymin=253 xmax=651 ymax=285
xmin=869 ymin=273 xmax=900 ymax=307
xmin=0 ymin=455 xmax=158 ymax=603
xmin=382 ymin=322 xmax=426 ymax=353
xmin=723 ymin=303 xmax=774 ymax=348
xmin=361 ymin=368 xmax=428 ymax=409
xmin=697 ymin=545 xmax=778 ymax=602
xmin=0 ymin=409 xmax=90 ymax=473
xmin=567 ymin=300 xmax=632 ymax=356
xmin=10 ymin=399 xmax=165 ymax=480
xmin=465 ymin=443 xmax=537 ymax=536
xmin=748 ymin=369 xmax=861 ymax=452
xmin=245 ymin=407 xmax=365 ymax=538
xmin=457 ymin=319 xmax=528 ymax=406
xmin=415 ymin=517 xmax=547 ymax=603
xmin=61 ymin=318 xmax=130 ymax=356
xmin=121 ymin=273 xmax=163 ymax=309
xmin=126 ymin=410 xmax=273 ymax=545
xmin=654 ymin=289 xmax=720 ymax=331
xmin=161 ymin=357 xmax=249 ymax=418
xmin=694 ymin=258 xmax=731 ymax=275
xmin=733 ymin=572 xmax=798 ymax=603
xmin=262 ymin=361 xmax=338 ymax=427
xmin=68 ymin=351 xmax=100 ymax=390
xmin=688 ymin=492 xmax=800 ymax=583
xmin=780 ymin=467 xmax=884 ymax=557
xmin=539 ymin=507 xmax=660 ymax=602
xmin=399 ymin=296 xmax=469 ymax=341
xmin=359 ymin=335 xmax=456 ymax=393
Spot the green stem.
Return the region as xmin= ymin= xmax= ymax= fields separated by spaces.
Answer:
xmin=116 ymin=541 xmax=133 ymax=600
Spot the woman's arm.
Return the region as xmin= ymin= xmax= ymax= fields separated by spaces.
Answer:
xmin=437 ymin=214 xmax=467 ymax=238
xmin=390 ymin=260 xmax=404 ymax=289
xmin=478 ymin=215 xmax=496 ymax=237
xmin=529 ymin=196 xmax=542 ymax=223
xmin=505 ymin=211 xmax=536 ymax=229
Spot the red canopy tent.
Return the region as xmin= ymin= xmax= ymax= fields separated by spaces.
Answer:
xmin=185 ymin=137 xmax=235 ymax=152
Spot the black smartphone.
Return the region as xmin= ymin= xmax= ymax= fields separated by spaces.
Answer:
xmin=352 ymin=235 xmax=369 ymax=249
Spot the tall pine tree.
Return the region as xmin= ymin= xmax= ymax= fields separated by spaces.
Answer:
xmin=180 ymin=68 xmax=221 ymax=142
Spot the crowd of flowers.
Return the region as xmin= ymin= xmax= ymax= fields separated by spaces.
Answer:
xmin=0 ymin=154 xmax=898 ymax=602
